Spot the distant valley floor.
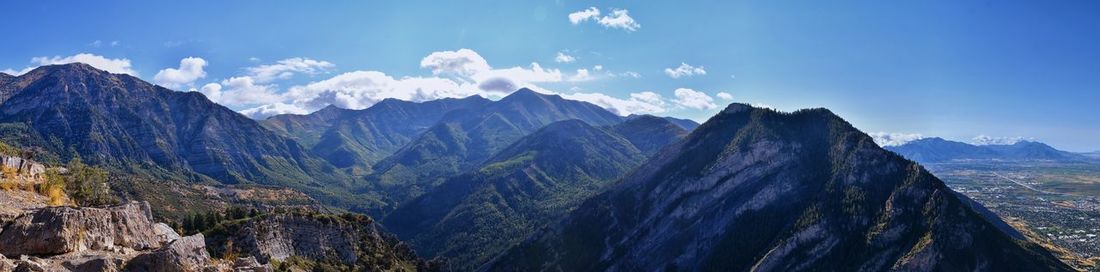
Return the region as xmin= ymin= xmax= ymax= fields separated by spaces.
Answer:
xmin=924 ymin=160 xmax=1100 ymax=269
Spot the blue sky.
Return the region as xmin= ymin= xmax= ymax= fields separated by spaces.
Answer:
xmin=1 ymin=1 xmax=1098 ymax=151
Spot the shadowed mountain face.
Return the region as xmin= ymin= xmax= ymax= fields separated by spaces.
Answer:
xmin=0 ymin=63 xmax=346 ymax=187
xmin=486 ymin=104 xmax=1070 ymax=271
xmin=367 ymin=88 xmax=625 ymax=210
xmin=887 ymin=137 xmax=1086 ymax=163
xmin=383 ymin=120 xmax=646 ymax=270
xmin=263 ymin=96 xmax=491 ymax=175
xmin=612 ymin=115 xmax=690 ymax=156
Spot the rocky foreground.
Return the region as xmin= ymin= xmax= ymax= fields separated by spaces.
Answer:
xmin=0 ymin=202 xmax=269 ymax=271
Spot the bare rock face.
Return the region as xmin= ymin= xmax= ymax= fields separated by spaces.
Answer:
xmin=0 ymin=155 xmax=46 ymax=179
xmin=0 ymin=254 xmax=13 ymax=271
xmin=206 ymin=213 xmax=426 ymax=271
xmin=0 ymin=202 xmax=167 ymax=257
xmin=124 ymin=234 xmax=211 ymax=272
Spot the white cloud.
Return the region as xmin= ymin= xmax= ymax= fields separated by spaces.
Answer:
xmin=473 ymin=62 xmax=563 ymax=83
xmin=869 ymin=132 xmax=925 ymax=147
xmin=154 ymin=57 xmax=208 ymax=89
xmin=555 ymin=52 xmax=576 ymax=63
xmin=593 ymin=65 xmax=603 ymax=71
xmin=420 ymin=48 xmax=491 ymax=78
xmin=664 ymin=63 xmax=706 ymax=78
xmin=0 ymin=68 xmax=25 ymax=76
xmin=716 ymin=92 xmax=733 ymax=100
xmin=246 ymin=58 xmax=334 ymax=83
xmin=751 ymin=103 xmax=775 ymax=110
xmin=597 ymin=9 xmax=641 ymax=31
xmin=617 ymin=71 xmax=642 ymax=78
xmin=202 ymin=76 xmax=282 ymax=107
xmin=673 ymin=88 xmax=718 ymax=110
xmin=221 ymin=48 xmax=657 ymax=118
xmin=569 ymin=7 xmax=640 ymax=32
xmin=971 ymin=135 xmax=1034 ymax=145
xmin=239 ymin=103 xmax=309 ymax=119
xmin=568 ymin=69 xmax=593 ymax=82
xmin=2 ymin=53 xmax=139 ymax=76
xmin=282 ymin=70 xmax=482 ymax=111
xmin=568 ymin=7 xmax=600 ymax=24
xmin=560 ymin=91 xmax=667 ymax=116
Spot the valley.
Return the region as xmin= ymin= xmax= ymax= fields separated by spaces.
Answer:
xmin=923 ymin=160 xmax=1100 ymax=268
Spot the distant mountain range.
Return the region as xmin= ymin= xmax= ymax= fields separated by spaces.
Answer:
xmin=0 ymin=63 xmax=1072 ymax=271
xmin=886 ymin=137 xmax=1088 ymax=163
xmin=262 ymin=96 xmax=491 ymax=175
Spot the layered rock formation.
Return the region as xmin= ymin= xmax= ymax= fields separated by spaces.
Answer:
xmin=205 ymin=212 xmax=431 ymax=271
xmin=0 ymin=201 xmax=269 ymax=271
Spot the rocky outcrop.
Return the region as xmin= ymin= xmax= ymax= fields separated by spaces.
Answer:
xmin=206 ymin=213 xmax=428 ymax=271
xmin=0 ymin=155 xmax=46 ymax=179
xmin=0 ymin=202 xmax=165 ymax=256
xmin=0 ymin=201 xmax=277 ymax=271
xmin=124 ymin=234 xmax=211 ymax=272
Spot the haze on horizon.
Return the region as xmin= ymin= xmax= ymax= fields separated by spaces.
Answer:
xmin=1 ymin=1 xmax=1096 ymax=151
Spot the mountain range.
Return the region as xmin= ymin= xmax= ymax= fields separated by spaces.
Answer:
xmin=0 ymin=63 xmax=1074 ymax=271
xmin=0 ymin=64 xmax=346 ymax=188
xmin=485 ymin=104 xmax=1069 ymax=271
xmin=383 ymin=117 xmax=687 ymax=269
xmin=886 ymin=137 xmax=1087 ymax=163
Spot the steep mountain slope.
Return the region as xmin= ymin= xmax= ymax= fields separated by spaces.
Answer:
xmin=263 ymin=97 xmax=490 ymax=174
xmin=887 ymin=137 xmax=1085 ymax=163
xmin=368 ymin=88 xmax=624 ymax=209
xmin=0 ymin=63 xmax=346 ymax=187
xmin=383 ymin=120 xmax=646 ymax=270
xmin=611 ymin=115 xmax=690 ymax=156
xmin=487 ymin=104 xmax=1070 ymax=271
xmin=262 ymin=105 xmax=350 ymax=148
xmin=627 ymin=114 xmax=699 ymax=131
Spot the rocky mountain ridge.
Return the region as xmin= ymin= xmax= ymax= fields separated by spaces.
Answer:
xmin=486 ymin=104 xmax=1071 ymax=271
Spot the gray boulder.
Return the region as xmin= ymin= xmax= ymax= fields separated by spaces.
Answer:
xmin=0 ymin=202 xmax=167 ymax=256
xmin=125 ymin=234 xmax=211 ymax=272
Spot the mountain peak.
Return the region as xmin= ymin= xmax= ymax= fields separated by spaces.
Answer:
xmin=500 ymin=87 xmax=556 ymax=102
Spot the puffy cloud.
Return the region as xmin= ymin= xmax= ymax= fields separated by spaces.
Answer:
xmin=1 ymin=53 xmax=139 ymax=76
xmin=154 ymin=57 xmax=208 ymax=89
xmin=971 ymin=135 xmax=1034 ymax=145
xmin=716 ymin=92 xmax=733 ymax=100
xmin=420 ymin=48 xmax=491 ymax=77
xmin=560 ymin=91 xmax=667 ymax=116
xmin=593 ymin=65 xmax=603 ymax=71
xmin=472 ymin=62 xmax=562 ymax=83
xmin=598 ymin=9 xmax=641 ymax=31
xmin=664 ymin=62 xmax=706 ymax=78
xmin=568 ymin=7 xmax=600 ymax=24
xmin=568 ymin=69 xmax=593 ymax=82
xmin=555 ymin=52 xmax=576 ymax=63
xmin=282 ymin=70 xmax=482 ymax=111
xmin=246 ymin=57 xmax=334 ymax=83
xmin=673 ymin=88 xmax=718 ymax=110
xmin=239 ymin=102 xmax=309 ymax=119
xmin=203 ymin=76 xmax=283 ymax=106
xmin=869 ymin=132 xmax=925 ymax=147
xmin=569 ymin=7 xmax=640 ymax=32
